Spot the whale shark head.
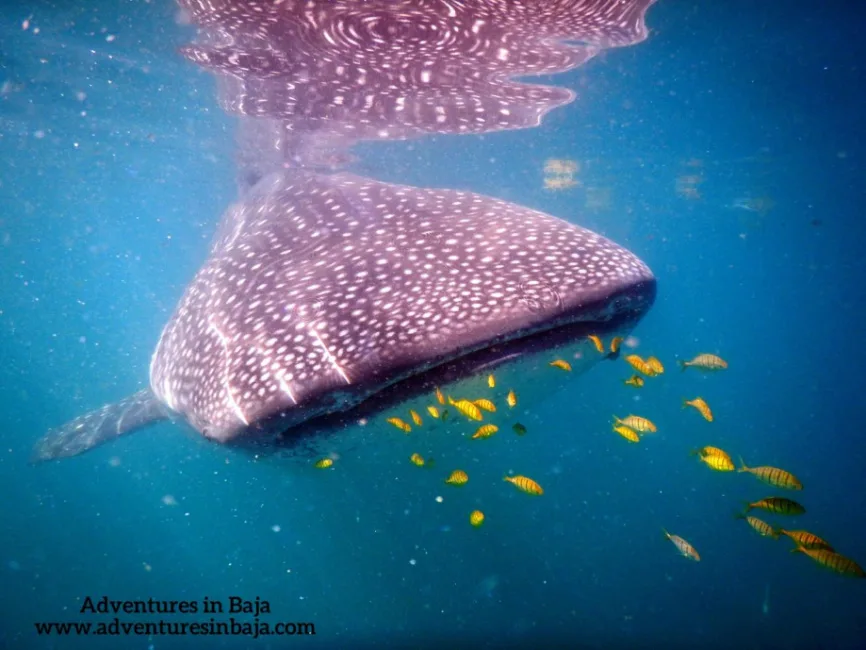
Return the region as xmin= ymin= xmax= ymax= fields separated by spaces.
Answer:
xmin=148 ymin=170 xmax=655 ymax=445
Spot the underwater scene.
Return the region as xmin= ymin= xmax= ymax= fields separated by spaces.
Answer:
xmin=1 ymin=0 xmax=865 ymax=648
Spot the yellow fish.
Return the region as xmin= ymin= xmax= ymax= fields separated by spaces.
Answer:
xmin=678 ymin=353 xmax=728 ymax=372
xmin=624 ymin=375 xmax=644 ymax=388
xmin=487 ymin=374 xmax=496 ymax=388
xmin=624 ymin=354 xmax=656 ymax=376
xmin=610 ymin=337 xmax=623 ymax=354
xmin=472 ymin=424 xmax=499 ymax=439
xmin=614 ymin=415 xmax=657 ymax=433
xmin=646 ymin=356 xmax=664 ymax=375
xmin=435 ymin=386 xmax=445 ymax=405
xmin=506 ymin=390 xmax=517 ymax=408
xmin=313 ymin=458 xmax=333 ymax=469
xmin=469 ymin=510 xmax=485 ymax=527
xmin=683 ymin=397 xmax=713 ymax=422
xmin=791 ymin=547 xmax=865 ymax=578
xmin=736 ymin=515 xmax=780 ymax=539
xmin=744 ymin=497 xmax=805 ymax=516
xmin=445 ymin=470 xmax=469 ymax=486
xmin=409 ymin=409 xmax=422 ymax=426
xmin=549 ymin=359 xmax=572 ymax=372
xmin=447 ymin=397 xmax=483 ymax=421
xmin=512 ymin=422 xmax=527 ymax=436
xmin=663 ymin=528 xmax=701 ymax=561
xmin=426 ymin=405 xmax=440 ymax=418
xmin=588 ymin=334 xmax=604 ymax=353
xmin=691 ymin=446 xmax=735 ymax=471
xmin=503 ymin=474 xmax=544 ymax=495
xmin=409 ymin=453 xmax=426 ymax=467
xmin=386 ymin=417 xmax=411 ymax=433
xmin=737 ymin=458 xmax=802 ymax=490
xmin=779 ymin=529 xmax=834 ymax=551
xmin=613 ymin=424 xmax=640 ymax=443
xmin=473 ymin=398 xmax=497 ymax=413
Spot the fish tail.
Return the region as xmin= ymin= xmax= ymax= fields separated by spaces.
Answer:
xmin=661 ymin=527 xmax=670 ymax=539
xmin=733 ymin=511 xmax=746 ymax=521
xmin=688 ymin=448 xmax=700 ymax=457
xmin=31 ymin=389 xmax=168 ymax=462
xmin=741 ymin=501 xmax=753 ymax=515
xmin=770 ymin=527 xmax=781 ymax=540
xmin=789 ymin=546 xmax=805 ymax=555
xmin=613 ymin=415 xmax=622 ymax=425
xmin=737 ymin=456 xmax=749 ymax=473
xmin=677 ymin=360 xmax=687 ymax=371
xmin=681 ymin=398 xmax=689 ymax=409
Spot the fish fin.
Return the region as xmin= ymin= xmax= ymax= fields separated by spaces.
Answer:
xmin=770 ymin=529 xmax=781 ymax=540
xmin=425 ymin=459 xmax=435 ymax=469
xmin=737 ymin=456 xmax=749 ymax=472
xmin=31 ymin=389 xmax=168 ymax=462
xmin=789 ymin=546 xmax=805 ymax=554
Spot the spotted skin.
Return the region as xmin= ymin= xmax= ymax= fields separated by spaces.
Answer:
xmin=33 ymin=171 xmax=655 ymax=460
xmin=31 ymin=0 xmax=659 ymax=461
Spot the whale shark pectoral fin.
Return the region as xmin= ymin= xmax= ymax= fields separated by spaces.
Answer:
xmin=31 ymin=389 xmax=169 ymax=463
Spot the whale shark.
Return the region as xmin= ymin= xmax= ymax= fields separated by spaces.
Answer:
xmin=32 ymin=0 xmax=658 ymax=461
xmin=33 ymin=170 xmax=655 ymax=460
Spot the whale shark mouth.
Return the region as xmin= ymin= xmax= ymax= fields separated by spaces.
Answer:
xmin=233 ymin=277 xmax=657 ymax=451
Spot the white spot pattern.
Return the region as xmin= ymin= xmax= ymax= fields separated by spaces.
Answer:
xmin=149 ymin=172 xmax=653 ymax=442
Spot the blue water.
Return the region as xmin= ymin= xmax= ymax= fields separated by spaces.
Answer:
xmin=2 ymin=1 xmax=865 ymax=648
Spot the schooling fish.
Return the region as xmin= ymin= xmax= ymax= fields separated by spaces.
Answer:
xmin=791 ymin=547 xmax=866 ymax=578
xmin=683 ymin=397 xmax=713 ymax=422
xmin=779 ymin=530 xmax=834 ymax=551
xmin=678 ymin=354 xmax=728 ymax=372
xmin=614 ymin=415 xmax=657 ymax=433
xmin=504 ymin=475 xmax=544 ymax=496
xmin=736 ymin=515 xmax=780 ymax=540
xmin=692 ymin=446 xmax=735 ymax=472
xmin=744 ymin=497 xmax=806 ymax=516
xmin=737 ymin=458 xmax=803 ymax=490
xmin=663 ymin=528 xmax=701 ymax=561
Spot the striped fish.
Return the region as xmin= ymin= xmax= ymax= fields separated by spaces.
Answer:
xmin=779 ymin=530 xmax=834 ymax=551
xmin=614 ymin=415 xmax=657 ymax=433
xmin=738 ymin=458 xmax=802 ymax=490
xmin=791 ymin=547 xmax=865 ymax=578
xmin=503 ymin=475 xmax=543 ymax=495
xmin=448 ymin=397 xmax=483 ymax=421
xmin=473 ymin=398 xmax=497 ymax=413
xmin=678 ymin=353 xmax=727 ymax=371
xmin=736 ymin=515 xmax=780 ymax=539
xmin=663 ymin=529 xmax=700 ymax=561
xmin=744 ymin=497 xmax=805 ymax=516
xmin=472 ymin=424 xmax=498 ymax=439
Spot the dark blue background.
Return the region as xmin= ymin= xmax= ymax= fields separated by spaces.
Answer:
xmin=1 ymin=1 xmax=864 ymax=648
